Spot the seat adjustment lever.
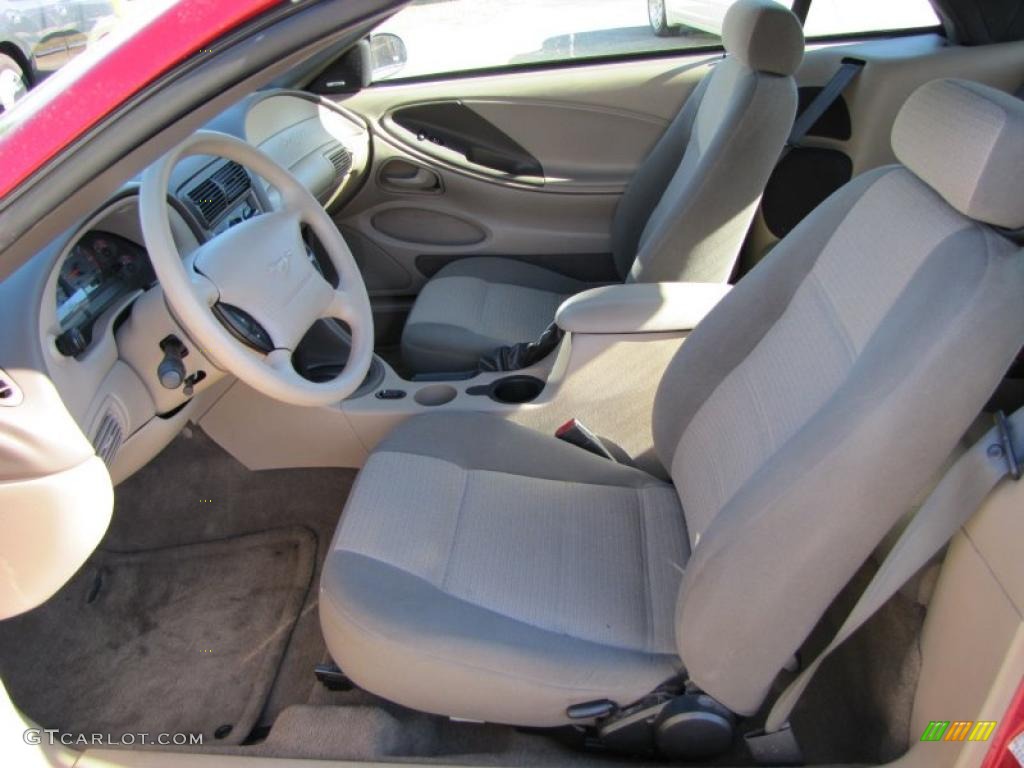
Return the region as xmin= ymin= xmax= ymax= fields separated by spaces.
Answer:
xmin=315 ymin=662 xmax=354 ymax=691
xmin=567 ymin=699 xmax=618 ymax=720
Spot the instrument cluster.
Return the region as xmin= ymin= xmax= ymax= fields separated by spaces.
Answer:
xmin=55 ymin=230 xmax=155 ymax=357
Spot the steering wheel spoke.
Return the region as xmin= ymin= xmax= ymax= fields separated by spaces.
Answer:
xmin=323 ymin=288 xmax=360 ymax=325
xmin=189 ymin=266 xmax=220 ymax=307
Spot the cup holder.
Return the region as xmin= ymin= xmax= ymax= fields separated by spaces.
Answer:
xmin=414 ymin=384 xmax=458 ymax=407
xmin=489 ymin=375 xmax=544 ymax=404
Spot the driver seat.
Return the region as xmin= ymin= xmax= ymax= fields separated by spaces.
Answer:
xmin=320 ymin=80 xmax=1024 ymax=728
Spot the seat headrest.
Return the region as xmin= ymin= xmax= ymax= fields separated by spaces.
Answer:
xmin=722 ymin=0 xmax=804 ymax=76
xmin=893 ymin=79 xmax=1024 ymax=230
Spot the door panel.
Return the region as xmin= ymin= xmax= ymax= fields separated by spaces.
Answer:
xmin=377 ymin=159 xmax=442 ymax=193
xmin=330 ymin=55 xmax=715 ymax=296
xmin=467 ymin=100 xmax=667 ymax=190
xmin=389 ymin=101 xmax=544 ymax=178
xmin=382 ymin=98 xmax=670 ymax=191
xmin=339 ymin=136 xmax=622 ymax=293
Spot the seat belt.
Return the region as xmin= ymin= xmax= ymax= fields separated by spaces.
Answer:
xmin=746 ymin=408 xmax=1024 ymax=766
xmin=787 ymin=58 xmax=865 ymax=149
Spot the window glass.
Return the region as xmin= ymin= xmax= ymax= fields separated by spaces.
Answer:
xmin=0 ymin=0 xmax=181 ymax=119
xmin=370 ymin=0 xmax=789 ymax=83
xmin=803 ymin=0 xmax=939 ymax=38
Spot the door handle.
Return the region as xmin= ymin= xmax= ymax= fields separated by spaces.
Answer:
xmin=380 ymin=165 xmax=441 ymax=192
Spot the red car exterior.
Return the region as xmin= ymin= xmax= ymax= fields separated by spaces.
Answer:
xmin=0 ymin=0 xmax=282 ymax=200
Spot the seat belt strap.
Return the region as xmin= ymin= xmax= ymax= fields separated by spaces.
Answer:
xmin=787 ymin=58 xmax=865 ymax=149
xmin=750 ymin=408 xmax=1023 ymax=763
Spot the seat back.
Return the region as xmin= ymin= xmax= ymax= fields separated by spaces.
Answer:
xmin=652 ymin=79 xmax=1024 ymax=715
xmin=611 ymin=0 xmax=803 ymax=284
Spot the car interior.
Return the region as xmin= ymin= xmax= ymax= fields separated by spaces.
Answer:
xmin=2 ymin=0 xmax=1024 ymax=767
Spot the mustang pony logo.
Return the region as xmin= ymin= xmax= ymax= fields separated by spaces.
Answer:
xmin=268 ymin=251 xmax=291 ymax=275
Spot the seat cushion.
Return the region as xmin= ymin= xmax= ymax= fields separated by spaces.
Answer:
xmin=401 ymin=258 xmax=593 ymax=373
xmin=321 ymin=413 xmax=688 ymax=726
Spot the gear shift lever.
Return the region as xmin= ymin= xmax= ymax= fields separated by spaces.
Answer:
xmin=478 ymin=322 xmax=563 ymax=372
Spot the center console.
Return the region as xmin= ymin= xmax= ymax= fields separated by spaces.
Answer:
xmin=196 ymin=281 xmax=732 ymax=477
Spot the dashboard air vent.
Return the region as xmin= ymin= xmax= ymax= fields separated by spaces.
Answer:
xmin=215 ymin=160 xmax=251 ymax=201
xmin=185 ymin=160 xmax=251 ymax=228
xmin=187 ymin=178 xmax=226 ymax=226
xmin=92 ymin=409 xmax=124 ymax=468
xmin=326 ymin=146 xmax=352 ymax=178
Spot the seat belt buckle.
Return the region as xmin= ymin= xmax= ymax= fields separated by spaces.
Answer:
xmin=994 ymin=410 xmax=1021 ymax=480
xmin=556 ymin=419 xmax=616 ymax=462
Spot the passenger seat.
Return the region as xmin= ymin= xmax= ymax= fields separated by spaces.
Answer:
xmin=401 ymin=0 xmax=805 ymax=373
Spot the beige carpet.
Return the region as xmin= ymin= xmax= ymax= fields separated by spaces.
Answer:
xmin=0 ymin=527 xmax=315 ymax=746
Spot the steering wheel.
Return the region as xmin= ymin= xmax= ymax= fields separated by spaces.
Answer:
xmin=139 ymin=131 xmax=373 ymax=407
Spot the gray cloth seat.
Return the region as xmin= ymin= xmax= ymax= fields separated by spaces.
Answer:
xmin=400 ymin=258 xmax=595 ymax=374
xmin=401 ymin=0 xmax=804 ymax=373
xmin=322 ymin=78 xmax=1024 ymax=727
xmin=320 ymin=413 xmax=689 ymax=726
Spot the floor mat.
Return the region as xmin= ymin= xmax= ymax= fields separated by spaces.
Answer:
xmin=0 ymin=526 xmax=315 ymax=746
xmin=105 ymin=427 xmax=356 ymax=727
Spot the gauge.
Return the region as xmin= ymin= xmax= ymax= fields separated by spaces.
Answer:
xmin=55 ymin=231 xmax=156 ymax=356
